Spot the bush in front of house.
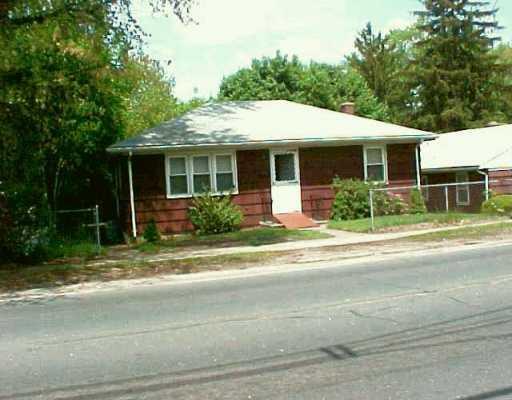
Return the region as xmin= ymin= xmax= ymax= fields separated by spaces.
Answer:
xmin=481 ymin=195 xmax=512 ymax=216
xmin=331 ymin=178 xmax=370 ymax=220
xmin=143 ymin=218 xmax=161 ymax=242
xmin=188 ymin=192 xmax=244 ymax=235
xmin=409 ymin=188 xmax=427 ymax=214
xmin=374 ymin=191 xmax=409 ymax=216
xmin=331 ymin=178 xmax=411 ymax=221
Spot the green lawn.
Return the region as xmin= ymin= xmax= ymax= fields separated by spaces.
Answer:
xmin=46 ymin=240 xmax=104 ymax=259
xmin=406 ymin=221 xmax=512 ymax=242
xmin=136 ymin=227 xmax=331 ymax=253
xmin=328 ymin=212 xmax=495 ymax=233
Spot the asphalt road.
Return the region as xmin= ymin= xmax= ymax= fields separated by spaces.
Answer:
xmin=2 ymin=243 xmax=512 ymax=400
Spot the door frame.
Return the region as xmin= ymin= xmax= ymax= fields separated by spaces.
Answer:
xmin=269 ymin=148 xmax=302 ymax=214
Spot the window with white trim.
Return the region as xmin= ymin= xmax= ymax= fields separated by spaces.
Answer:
xmin=274 ymin=153 xmax=297 ymax=182
xmin=364 ymin=146 xmax=387 ymax=182
xmin=215 ymin=154 xmax=236 ymax=192
xmin=456 ymin=171 xmax=470 ymax=205
xmin=192 ymin=155 xmax=212 ymax=194
xmin=166 ymin=152 xmax=237 ymax=198
xmin=168 ymin=157 xmax=189 ymax=196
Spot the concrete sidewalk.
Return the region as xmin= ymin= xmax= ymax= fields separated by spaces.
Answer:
xmin=89 ymin=220 xmax=512 ymax=267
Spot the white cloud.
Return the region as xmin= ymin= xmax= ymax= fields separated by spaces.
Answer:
xmin=132 ymin=0 xmax=432 ymax=100
xmin=166 ymin=0 xmax=349 ymax=45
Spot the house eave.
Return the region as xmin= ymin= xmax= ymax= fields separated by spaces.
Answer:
xmin=422 ymin=166 xmax=479 ymax=174
xmin=108 ymin=135 xmax=437 ymax=155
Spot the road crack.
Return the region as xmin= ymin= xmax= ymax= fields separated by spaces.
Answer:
xmin=348 ymin=309 xmax=399 ymax=324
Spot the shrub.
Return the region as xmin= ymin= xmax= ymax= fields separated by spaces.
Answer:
xmin=331 ymin=178 xmax=410 ymax=221
xmin=188 ymin=192 xmax=244 ymax=234
xmin=331 ymin=178 xmax=370 ymax=220
xmin=143 ymin=218 xmax=161 ymax=242
xmin=409 ymin=188 xmax=427 ymax=214
xmin=481 ymin=195 xmax=512 ymax=216
xmin=374 ymin=191 xmax=409 ymax=216
xmin=0 ymin=183 xmax=51 ymax=263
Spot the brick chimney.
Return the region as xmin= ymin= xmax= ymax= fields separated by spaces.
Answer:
xmin=340 ymin=102 xmax=356 ymax=115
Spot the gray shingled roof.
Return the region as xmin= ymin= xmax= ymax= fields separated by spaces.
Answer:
xmin=422 ymin=124 xmax=512 ymax=171
xmin=108 ymin=100 xmax=435 ymax=153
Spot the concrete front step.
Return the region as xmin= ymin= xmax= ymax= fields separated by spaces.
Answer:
xmin=273 ymin=213 xmax=319 ymax=229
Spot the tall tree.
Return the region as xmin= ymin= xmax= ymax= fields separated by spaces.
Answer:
xmin=347 ymin=23 xmax=398 ymax=103
xmin=219 ymin=52 xmax=388 ymax=120
xmin=411 ymin=0 xmax=505 ymax=132
xmin=348 ymin=23 xmax=422 ymax=124
xmin=0 ymin=0 xmax=193 ymax=260
xmin=492 ymin=43 xmax=512 ymax=122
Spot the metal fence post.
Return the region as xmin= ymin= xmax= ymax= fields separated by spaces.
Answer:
xmin=369 ymin=189 xmax=375 ymax=232
xmin=94 ymin=204 xmax=101 ymax=254
xmin=444 ymin=186 xmax=449 ymax=213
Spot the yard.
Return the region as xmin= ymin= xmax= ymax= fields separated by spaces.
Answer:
xmin=135 ymin=227 xmax=332 ymax=253
xmin=328 ymin=212 xmax=500 ymax=233
xmin=3 ymin=221 xmax=512 ymax=294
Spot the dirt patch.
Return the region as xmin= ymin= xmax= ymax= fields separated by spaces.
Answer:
xmin=3 ymin=226 xmax=512 ymax=296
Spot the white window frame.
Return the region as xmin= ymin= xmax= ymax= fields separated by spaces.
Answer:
xmin=165 ymin=151 xmax=238 ymax=199
xmin=456 ymin=171 xmax=470 ymax=206
xmin=191 ymin=154 xmax=212 ymax=194
xmin=363 ymin=145 xmax=388 ymax=183
xmin=166 ymin=156 xmax=190 ymax=198
xmin=213 ymin=153 xmax=238 ymax=194
xmin=270 ymin=149 xmax=300 ymax=186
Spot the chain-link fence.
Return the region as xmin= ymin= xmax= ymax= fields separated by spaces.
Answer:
xmin=368 ymin=180 xmax=490 ymax=231
xmin=55 ymin=205 xmax=102 ymax=253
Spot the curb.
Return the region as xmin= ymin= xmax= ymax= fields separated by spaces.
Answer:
xmin=2 ymin=239 xmax=512 ymax=306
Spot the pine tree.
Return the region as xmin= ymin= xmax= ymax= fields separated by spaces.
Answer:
xmin=348 ymin=23 xmax=420 ymax=125
xmin=412 ymin=0 xmax=504 ymax=132
xmin=348 ymin=23 xmax=398 ymax=104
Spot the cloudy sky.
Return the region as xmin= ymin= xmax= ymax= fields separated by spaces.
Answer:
xmin=133 ymin=0 xmax=512 ymax=100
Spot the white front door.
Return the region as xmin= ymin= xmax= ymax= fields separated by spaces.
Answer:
xmin=270 ymin=149 xmax=302 ymax=214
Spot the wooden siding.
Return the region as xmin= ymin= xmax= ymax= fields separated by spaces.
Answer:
xmin=489 ymin=170 xmax=512 ymax=195
xmin=120 ymin=150 xmax=272 ymax=235
xmin=299 ymin=146 xmax=363 ymax=220
xmin=300 ymin=144 xmax=418 ymax=220
xmin=387 ymin=143 xmax=417 ymax=186
xmin=120 ymin=144 xmax=422 ymax=234
xmin=422 ymin=171 xmax=485 ymax=213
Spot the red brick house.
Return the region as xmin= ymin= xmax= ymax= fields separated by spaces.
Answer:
xmin=108 ymin=100 xmax=435 ymax=237
xmin=421 ymin=124 xmax=512 ymax=212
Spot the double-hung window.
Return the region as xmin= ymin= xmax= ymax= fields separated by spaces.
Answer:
xmin=364 ymin=146 xmax=387 ymax=182
xmin=215 ymin=154 xmax=236 ymax=192
xmin=456 ymin=171 xmax=470 ymax=206
xmin=192 ymin=156 xmax=212 ymax=194
xmin=166 ymin=152 xmax=237 ymax=198
xmin=168 ymin=157 xmax=189 ymax=196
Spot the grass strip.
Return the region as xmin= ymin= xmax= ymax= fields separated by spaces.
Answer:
xmin=328 ymin=212 xmax=494 ymax=233
xmin=0 ymin=251 xmax=289 ymax=293
xmin=405 ymin=222 xmax=512 ymax=242
xmin=136 ymin=228 xmax=331 ymax=253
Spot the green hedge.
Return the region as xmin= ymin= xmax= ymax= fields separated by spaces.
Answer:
xmin=481 ymin=195 xmax=512 ymax=216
